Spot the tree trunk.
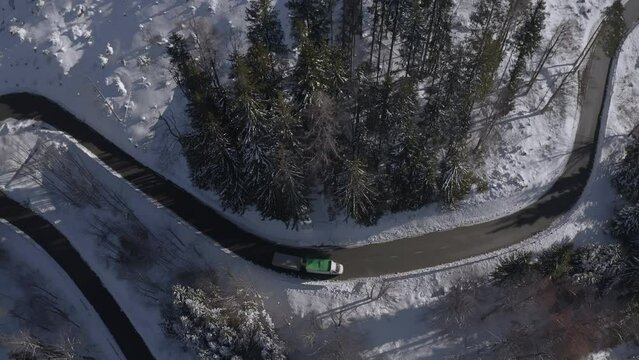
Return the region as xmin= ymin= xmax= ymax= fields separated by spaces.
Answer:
xmin=375 ymin=0 xmax=388 ymax=81
xmin=369 ymin=0 xmax=380 ymax=64
xmin=524 ymin=22 xmax=569 ymax=96
xmin=541 ymin=20 xmax=604 ymax=112
xmin=386 ymin=0 xmax=400 ymax=77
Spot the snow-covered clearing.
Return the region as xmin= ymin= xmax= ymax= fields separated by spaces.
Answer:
xmin=0 ymin=0 xmax=620 ymax=247
xmin=0 ymin=222 xmax=122 ymax=359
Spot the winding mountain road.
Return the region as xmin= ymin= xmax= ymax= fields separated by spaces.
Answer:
xmin=0 ymin=2 xmax=638 ymax=357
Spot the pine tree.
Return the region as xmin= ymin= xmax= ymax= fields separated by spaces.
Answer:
xmin=257 ymin=145 xmax=310 ymax=227
xmin=536 ymin=243 xmax=573 ymax=280
xmin=613 ymin=136 xmax=639 ymax=203
xmin=571 ymin=244 xmax=624 ymax=289
xmin=167 ymin=34 xmax=245 ymax=211
xmin=491 ymin=252 xmax=534 ymax=286
xmin=228 ymin=52 xmax=273 ymax=203
xmin=417 ymin=0 xmax=454 ymax=79
xmin=439 ymin=144 xmax=476 ymax=206
xmin=601 ymin=0 xmax=626 ymax=57
xmin=339 ymin=0 xmax=362 ymax=61
xmin=287 ymin=0 xmax=335 ymax=44
xmin=385 ymin=78 xmax=438 ymax=211
xmin=256 ymin=93 xmax=310 ymax=227
xmin=303 ymin=92 xmax=342 ymax=183
xmin=611 ymin=204 xmax=639 ymax=241
xmin=324 ymin=45 xmax=349 ymax=97
xmin=498 ymin=0 xmax=546 ymax=115
xmin=292 ymin=31 xmax=329 ymax=109
xmin=334 ymin=157 xmax=378 ymax=225
xmin=164 ymin=284 xmax=287 ymax=360
xmin=398 ymin=0 xmax=426 ymax=76
xmin=513 ymin=0 xmax=546 ymax=59
xmin=466 ymin=0 xmax=506 ymax=101
xmin=246 ymin=0 xmax=287 ymax=55
xmin=180 ymin=123 xmax=245 ymax=211
xmin=422 ymin=46 xmax=473 ymax=150
xmin=363 ymin=75 xmax=393 ymax=167
xmin=246 ymin=43 xmax=284 ymax=108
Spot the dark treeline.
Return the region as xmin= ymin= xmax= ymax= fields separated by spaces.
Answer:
xmin=167 ymin=0 xmax=551 ymax=227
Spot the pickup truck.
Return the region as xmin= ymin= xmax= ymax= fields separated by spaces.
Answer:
xmin=271 ymin=252 xmax=344 ymax=275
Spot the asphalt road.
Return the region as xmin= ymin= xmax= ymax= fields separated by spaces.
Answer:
xmin=0 ymin=0 xmax=636 ymax=285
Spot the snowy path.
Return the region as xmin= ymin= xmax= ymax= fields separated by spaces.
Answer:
xmin=0 ymin=2 xmax=637 ymax=280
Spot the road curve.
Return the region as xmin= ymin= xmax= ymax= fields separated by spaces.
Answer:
xmin=0 ymin=195 xmax=154 ymax=359
xmin=1 ymin=1 xmax=638 ymax=285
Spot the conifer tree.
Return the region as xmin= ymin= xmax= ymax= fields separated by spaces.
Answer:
xmin=439 ymin=145 xmax=476 ymax=206
xmin=256 ymin=91 xmax=311 ymax=226
xmin=303 ymin=92 xmax=343 ymax=183
xmin=167 ymin=34 xmax=245 ymax=211
xmin=614 ymin=136 xmax=639 ymax=203
xmin=611 ymin=204 xmax=639 ymax=240
xmin=422 ymin=46 xmax=473 ymax=150
xmin=292 ymin=29 xmax=329 ymax=109
xmin=228 ymin=52 xmax=273 ymax=203
xmin=385 ymin=78 xmax=438 ymax=210
xmin=601 ymin=0 xmax=626 ymax=57
xmin=339 ymin=0 xmax=362 ymax=62
xmin=417 ymin=0 xmax=454 ymax=79
xmin=257 ymin=145 xmax=310 ymax=227
xmin=334 ymin=157 xmax=378 ymax=225
xmin=287 ymin=0 xmax=335 ymax=44
xmin=246 ymin=0 xmax=287 ymax=55
xmin=466 ymin=0 xmax=506 ymax=101
xmin=491 ymin=0 xmax=547 ymax=125
xmin=492 ymin=0 xmax=546 ymax=122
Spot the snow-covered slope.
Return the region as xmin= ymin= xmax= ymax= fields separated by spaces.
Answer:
xmin=0 ymin=0 xmax=619 ymax=247
xmin=0 ymin=222 xmax=122 ymax=359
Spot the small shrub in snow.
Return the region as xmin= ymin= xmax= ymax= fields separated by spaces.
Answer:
xmin=163 ymin=283 xmax=286 ymax=360
xmin=536 ymin=243 xmax=573 ymax=280
xmin=445 ymin=280 xmax=480 ymax=327
xmin=1 ymin=331 xmax=82 ymax=360
xmin=570 ymin=244 xmax=625 ymax=289
xmin=613 ymin=136 xmax=639 ymax=203
xmin=137 ymin=55 xmax=151 ymax=67
xmin=611 ymin=204 xmax=639 ymax=242
xmin=492 ymin=252 xmax=534 ymax=287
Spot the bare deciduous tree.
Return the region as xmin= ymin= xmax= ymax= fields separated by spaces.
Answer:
xmin=1 ymin=331 xmax=82 ymax=360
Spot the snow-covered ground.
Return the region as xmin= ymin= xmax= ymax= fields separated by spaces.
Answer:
xmin=0 ymin=223 xmax=122 ymax=359
xmin=0 ymin=0 xmax=620 ymax=247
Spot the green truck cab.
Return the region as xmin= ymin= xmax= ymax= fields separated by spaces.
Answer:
xmin=271 ymin=252 xmax=344 ymax=275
